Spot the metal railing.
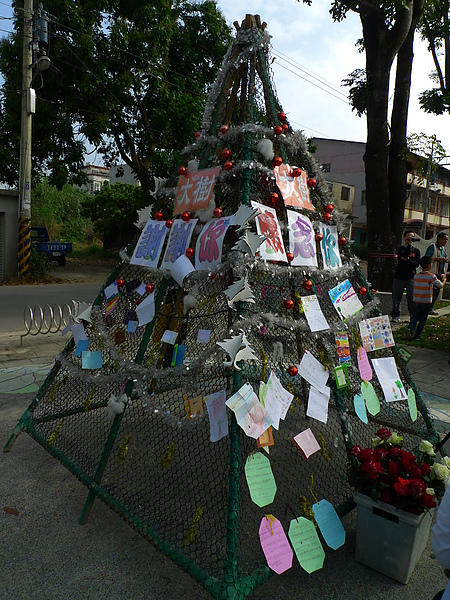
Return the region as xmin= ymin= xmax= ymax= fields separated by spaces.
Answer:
xmin=20 ymin=303 xmax=75 ymax=346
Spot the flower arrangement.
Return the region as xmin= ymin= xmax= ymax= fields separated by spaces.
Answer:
xmin=348 ymin=428 xmax=449 ymax=515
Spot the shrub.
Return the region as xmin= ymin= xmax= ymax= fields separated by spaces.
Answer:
xmin=351 ymin=243 xmax=368 ymax=260
xmin=29 ymin=247 xmax=49 ymax=280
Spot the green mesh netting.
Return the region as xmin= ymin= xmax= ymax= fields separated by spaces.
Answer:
xmin=4 ymin=14 xmax=438 ymax=600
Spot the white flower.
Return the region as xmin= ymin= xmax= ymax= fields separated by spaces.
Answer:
xmin=432 ymin=463 xmax=450 ymax=481
xmin=419 ymin=440 xmax=436 ymax=456
xmin=426 ymin=487 xmax=436 ymax=496
xmin=441 ymin=456 xmax=450 ymax=469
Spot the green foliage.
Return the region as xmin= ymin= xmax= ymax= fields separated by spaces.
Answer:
xmin=32 ymin=179 xmax=94 ymax=242
xmin=342 ymin=69 xmax=367 ymax=117
xmin=394 ymin=314 xmax=450 ymax=352
xmin=29 ymin=247 xmax=50 ymax=280
xmin=350 ymin=244 xmax=368 ymax=260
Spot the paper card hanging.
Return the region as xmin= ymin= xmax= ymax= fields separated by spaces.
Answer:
xmin=81 ymin=350 xmax=103 ymax=370
xmin=354 ymin=393 xmax=368 ymax=424
xmin=407 ymin=388 xmax=418 ymax=422
xmin=328 ymin=279 xmax=363 ymax=320
xmin=197 ymin=329 xmax=211 ymax=344
xmin=334 ymin=365 xmax=349 ymax=389
xmin=245 ymin=453 xmax=277 ymax=507
xmin=298 ymin=350 xmax=329 ymax=393
xmin=161 ymin=330 xmax=178 ymax=345
xmin=312 ymin=499 xmax=346 ymax=550
xmin=288 ymin=517 xmax=325 ymax=573
xmin=397 ymin=345 xmax=413 ymax=364
xmin=274 ymin=164 xmax=314 ymax=210
xmin=360 ymin=381 xmax=380 ymax=415
xmin=251 ymin=201 xmax=287 ymax=262
xmin=371 ymin=357 xmax=407 ymax=402
xmin=286 ymin=210 xmax=317 ymax=267
xmin=161 ymin=218 xmax=198 ymax=269
xmin=335 ymin=332 xmax=351 ymax=364
xmin=136 ymin=292 xmax=155 ymax=327
xmin=195 ymin=216 xmax=232 ymax=270
xmin=357 ymin=347 xmax=372 ymax=381
xmin=74 ymin=339 xmax=89 ymax=357
xmin=319 ymin=224 xmax=342 ymax=270
xmin=259 ymin=516 xmax=293 ymax=574
xmin=130 ymin=220 xmax=168 ymax=268
xmin=204 ymin=390 xmax=228 ymax=442
xmin=105 ymin=294 xmax=119 ymax=316
xmin=104 ymin=281 xmax=118 ymax=299
xmin=174 ymin=167 xmax=220 ymax=214
xmin=293 ymin=428 xmax=321 ymax=458
xmin=306 ymin=386 xmax=330 ymax=424
xmin=358 ymin=315 xmax=394 ymax=352
xmin=257 ymin=426 xmax=274 ymax=448
xmin=185 ymin=395 xmax=203 ymax=420
xmin=301 ymin=294 xmax=329 ymax=332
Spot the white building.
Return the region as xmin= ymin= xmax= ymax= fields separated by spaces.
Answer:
xmin=80 ymin=164 xmax=110 ymax=195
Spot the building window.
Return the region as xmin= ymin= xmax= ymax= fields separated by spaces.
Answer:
xmin=321 ymin=163 xmax=331 ymax=173
xmin=340 ymin=186 xmax=350 ymax=201
xmin=361 ymin=190 xmax=366 ymax=205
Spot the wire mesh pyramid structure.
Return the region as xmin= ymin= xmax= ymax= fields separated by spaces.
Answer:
xmin=5 ymin=13 xmax=439 ymax=600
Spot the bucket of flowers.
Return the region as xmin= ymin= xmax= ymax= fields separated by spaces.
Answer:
xmin=348 ymin=428 xmax=448 ymax=584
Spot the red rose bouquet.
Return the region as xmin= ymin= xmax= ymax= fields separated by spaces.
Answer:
xmin=348 ymin=428 xmax=447 ymax=515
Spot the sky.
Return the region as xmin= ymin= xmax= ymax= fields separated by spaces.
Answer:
xmin=1 ymin=0 xmax=450 ymax=158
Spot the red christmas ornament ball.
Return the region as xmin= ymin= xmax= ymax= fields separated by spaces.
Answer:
xmin=213 ymin=207 xmax=223 ymax=218
xmin=287 ymin=365 xmax=298 ymax=377
xmin=165 ymin=219 xmax=173 ymax=229
xmin=116 ymin=278 xmax=125 ymax=288
xmin=282 ymin=123 xmax=289 ymax=132
xmin=303 ymin=279 xmax=313 ymax=291
xmin=323 ymin=212 xmax=332 ymax=223
xmin=315 ymin=232 xmax=323 ymax=242
xmin=274 ymin=125 xmax=283 ymax=136
xmin=338 ymin=236 xmax=347 ymax=246
xmin=359 ymin=286 xmax=368 ymax=296
xmin=307 ymin=177 xmax=317 ymax=188
xmin=222 ymin=149 xmax=231 ymax=160
xmin=220 ymin=124 xmax=229 ymax=134
xmin=181 ymin=212 xmax=190 ymax=222
xmin=269 ymin=192 xmax=279 ymax=206
xmin=325 ymin=203 xmax=334 ymax=213
xmin=194 ymin=131 xmax=200 ymax=139
xmin=178 ymin=166 xmax=187 ymax=176
xmin=154 ymin=211 xmax=163 ymax=221
xmin=286 ymin=252 xmax=294 ymax=263
xmin=223 ymin=161 xmax=233 ymax=171
xmin=278 ymin=111 xmax=286 ymax=121
xmin=145 ymin=284 xmax=155 ymax=294
xmin=272 ymin=156 xmax=283 ymax=168
xmin=291 ymin=167 xmax=301 ymax=177
xmin=284 ymin=299 xmax=294 ymax=310
xmin=185 ymin=247 xmax=194 ymax=259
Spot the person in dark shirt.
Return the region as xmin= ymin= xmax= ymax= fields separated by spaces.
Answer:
xmin=390 ymin=230 xmax=421 ymax=323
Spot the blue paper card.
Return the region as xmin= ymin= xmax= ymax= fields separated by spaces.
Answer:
xmin=312 ymin=499 xmax=346 ymax=550
xmin=353 ymin=393 xmax=368 ymax=424
xmin=126 ymin=320 xmax=138 ymax=333
xmin=81 ymin=350 xmax=103 ymax=370
xmin=74 ymin=339 xmax=89 ymax=356
xmin=171 ymin=344 xmax=186 ymax=366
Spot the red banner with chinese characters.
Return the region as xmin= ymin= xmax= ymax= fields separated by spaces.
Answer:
xmin=274 ymin=164 xmax=314 ymax=211
xmin=174 ymin=167 xmax=221 ymax=214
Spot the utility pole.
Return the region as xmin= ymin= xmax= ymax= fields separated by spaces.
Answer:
xmin=18 ymin=0 xmax=33 ymax=279
xmin=420 ymin=135 xmax=436 ymax=240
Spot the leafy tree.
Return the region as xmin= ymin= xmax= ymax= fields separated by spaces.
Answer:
xmin=81 ymin=182 xmax=146 ymax=249
xmin=0 ymin=1 xmax=231 ymax=193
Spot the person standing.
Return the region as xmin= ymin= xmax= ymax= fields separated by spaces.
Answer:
xmin=390 ymin=230 xmax=421 ymax=323
xmin=425 ymin=231 xmax=449 ymax=315
xmin=407 ymin=255 xmax=444 ymax=340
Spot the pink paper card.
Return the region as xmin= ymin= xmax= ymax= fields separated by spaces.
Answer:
xmin=259 ymin=516 xmax=293 ymax=574
xmin=293 ymin=428 xmax=321 ymax=459
xmin=357 ymin=347 xmax=372 ymax=381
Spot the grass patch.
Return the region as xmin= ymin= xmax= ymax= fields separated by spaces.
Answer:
xmin=394 ymin=315 xmax=450 ymax=352
xmin=71 ymin=242 xmax=118 ymax=261
xmin=435 ymin=299 xmax=450 ymax=310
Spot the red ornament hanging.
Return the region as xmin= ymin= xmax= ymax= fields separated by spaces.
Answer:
xmin=154 ymin=211 xmax=163 ymax=221
xmin=273 ymin=125 xmax=283 ymax=136
xmin=291 ymin=167 xmax=301 ymax=178
xmin=194 ymin=131 xmax=201 ymax=139
xmin=338 ymin=236 xmax=347 ymax=246
xmin=220 ymin=124 xmax=229 ymax=134
xmin=272 ymin=156 xmax=283 ymax=168
xmin=307 ymin=177 xmax=317 ymax=188
xmin=282 ymin=123 xmax=289 ymax=133
xmin=222 ymin=149 xmax=231 ymax=160
xmin=286 ymin=252 xmax=294 ymax=263
xmin=278 ymin=111 xmax=286 ymax=121
xmin=223 ymin=161 xmax=233 ymax=171
xmin=165 ymin=219 xmax=173 ymax=229
xmin=116 ymin=278 xmax=125 ymax=288
xmin=213 ymin=207 xmax=223 ymax=218
xmin=323 ymin=212 xmax=332 ymax=223
xmin=287 ymin=365 xmax=298 ymax=377
xmin=185 ymin=247 xmax=194 ymax=259
xmin=325 ymin=203 xmax=334 ymax=213
xmin=145 ymin=284 xmax=155 ymax=294
xmin=359 ymin=286 xmax=368 ymax=296
xmin=284 ymin=299 xmax=294 ymax=310
xmin=303 ymin=279 xmax=313 ymax=291
xmin=178 ymin=166 xmax=187 ymax=176
xmin=269 ymin=192 xmax=279 ymax=206
xmin=181 ymin=212 xmax=190 ymax=222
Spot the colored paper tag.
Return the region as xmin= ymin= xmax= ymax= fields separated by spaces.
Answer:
xmin=259 ymin=516 xmax=293 ymax=574
xmin=408 ymin=388 xmax=418 ymax=422
xmin=288 ymin=517 xmax=325 ymax=573
xmin=357 ymin=347 xmax=372 ymax=381
xmin=81 ymin=350 xmax=103 ymax=370
xmin=293 ymin=428 xmax=321 ymax=459
xmin=161 ymin=330 xmax=178 ymax=345
xmin=312 ymin=499 xmax=346 ymax=550
xmin=204 ymin=390 xmax=228 ymax=442
xmin=360 ymin=381 xmax=380 ymax=416
xmin=197 ymin=329 xmax=211 ymax=344
xmin=245 ymin=453 xmax=277 ymax=507
xmin=126 ymin=320 xmax=138 ymax=333
xmin=353 ymin=393 xmax=368 ymax=424
xmin=257 ymin=426 xmax=274 ymax=449
xmin=74 ymin=339 xmax=89 ymax=357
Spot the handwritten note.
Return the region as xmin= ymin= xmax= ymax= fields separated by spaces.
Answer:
xmin=306 ymin=386 xmax=330 ymax=424
xmin=357 ymin=347 xmax=372 ymax=381
xmin=259 ymin=516 xmax=293 ymax=574
xmin=288 ymin=517 xmax=325 ymax=573
xmin=245 ymin=453 xmax=277 ymax=507
xmin=301 ymin=295 xmax=329 ymax=332
xmin=408 ymin=388 xmax=418 ymax=422
xmin=264 ymin=371 xmax=294 ymax=426
xmin=204 ymin=390 xmax=228 ymax=442
xmin=360 ymin=381 xmax=380 ymax=416
xmin=225 ymin=383 xmax=273 ymax=439
xmin=293 ymin=428 xmax=321 ymax=459
xmin=197 ymin=329 xmax=211 ymax=344
xmin=312 ymin=499 xmax=346 ymax=550
xmin=371 ymin=357 xmax=407 ymax=402
xmin=354 ymin=393 xmax=368 ymax=424
xmin=299 ymin=350 xmax=329 ymax=393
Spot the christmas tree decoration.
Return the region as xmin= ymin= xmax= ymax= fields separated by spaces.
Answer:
xmin=222 ymin=149 xmax=231 ymax=160
xmin=194 ymin=131 xmax=201 ymax=139
xmin=178 ymin=166 xmax=187 ymax=176
xmin=5 ymin=13 xmax=438 ymax=600
xmin=273 ymin=125 xmax=283 ymax=136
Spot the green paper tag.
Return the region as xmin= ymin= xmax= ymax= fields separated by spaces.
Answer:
xmin=288 ymin=516 xmax=325 ymax=573
xmin=407 ymin=388 xmax=418 ymax=422
xmin=360 ymin=381 xmax=380 ymax=416
xmin=244 ymin=453 xmax=277 ymax=508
